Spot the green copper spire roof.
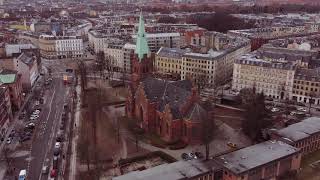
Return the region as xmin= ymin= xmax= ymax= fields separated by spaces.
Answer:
xmin=135 ymin=12 xmax=150 ymax=61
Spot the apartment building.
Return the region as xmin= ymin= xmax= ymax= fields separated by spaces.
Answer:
xmin=123 ymin=43 xmax=135 ymax=73
xmin=132 ymin=32 xmax=181 ymax=53
xmin=271 ymin=117 xmax=320 ymax=156
xmin=14 ymin=52 xmax=39 ymax=90
xmin=293 ymin=68 xmax=320 ymax=105
xmin=155 ymin=32 xmax=250 ymax=87
xmin=232 ymin=53 xmax=296 ymax=100
xmin=39 ymin=35 xmax=84 ymax=59
xmin=0 ymin=69 xmax=23 ymax=111
xmin=55 ymin=36 xmax=83 ymax=59
xmin=0 ymin=86 xmax=12 ymax=139
xmin=228 ymin=24 xmax=320 ymax=50
xmin=104 ymin=42 xmax=125 ymax=71
xmin=39 ymin=35 xmax=56 ymax=59
xmin=216 ymin=140 xmax=301 ymax=180
xmin=88 ymin=30 xmax=112 ymax=53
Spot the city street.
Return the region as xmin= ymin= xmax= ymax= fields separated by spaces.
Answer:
xmin=1 ymin=58 xmax=75 ymax=180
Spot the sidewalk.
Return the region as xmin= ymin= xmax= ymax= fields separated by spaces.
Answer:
xmin=68 ymin=81 xmax=82 ymax=180
xmin=0 ymin=161 xmax=7 ymax=180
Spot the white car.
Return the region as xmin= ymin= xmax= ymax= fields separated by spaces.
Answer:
xmin=6 ymin=138 xmax=12 ymax=144
xmin=290 ymin=111 xmax=296 ymax=116
xmin=33 ymin=110 xmax=41 ymax=114
xmin=271 ymin=107 xmax=280 ymax=112
xmin=297 ymin=107 xmax=307 ymax=112
xmin=55 ymin=142 xmax=61 ymax=149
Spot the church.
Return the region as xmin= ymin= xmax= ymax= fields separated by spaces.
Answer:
xmin=126 ymin=13 xmax=210 ymax=144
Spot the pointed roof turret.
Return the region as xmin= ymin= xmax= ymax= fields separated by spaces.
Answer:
xmin=135 ymin=12 xmax=150 ymax=61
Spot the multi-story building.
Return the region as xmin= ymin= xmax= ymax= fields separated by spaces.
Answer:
xmin=15 ymin=52 xmax=39 ymax=90
xmin=228 ymin=24 xmax=320 ymax=50
xmin=88 ymin=30 xmax=111 ymax=53
xmin=39 ymin=35 xmax=84 ymax=59
xmin=39 ymin=35 xmax=57 ymax=59
xmin=271 ymin=117 xmax=320 ymax=156
xmin=123 ymin=43 xmax=135 ymax=73
xmin=0 ymin=86 xmax=12 ymax=139
xmin=104 ymin=42 xmax=125 ymax=71
xmin=156 ymin=32 xmax=250 ymax=87
xmin=292 ymin=68 xmax=320 ymax=105
xmin=132 ymin=32 xmax=181 ymax=53
xmin=215 ymin=140 xmax=301 ymax=180
xmin=232 ymin=53 xmax=296 ymax=100
xmin=55 ymin=36 xmax=84 ymax=59
xmin=0 ymin=69 xmax=23 ymax=111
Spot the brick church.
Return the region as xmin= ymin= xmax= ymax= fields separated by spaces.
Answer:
xmin=126 ymin=13 xmax=210 ymax=144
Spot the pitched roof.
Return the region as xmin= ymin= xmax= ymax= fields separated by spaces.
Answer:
xmin=17 ymin=52 xmax=36 ymax=66
xmin=185 ymin=103 xmax=207 ymax=122
xmin=139 ymin=77 xmax=193 ymax=119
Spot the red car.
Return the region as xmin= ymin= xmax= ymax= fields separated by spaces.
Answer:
xmin=50 ymin=169 xmax=57 ymax=178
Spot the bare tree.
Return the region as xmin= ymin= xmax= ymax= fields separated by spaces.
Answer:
xmin=308 ymin=91 xmax=319 ymax=115
xmin=201 ymin=100 xmax=215 ymax=160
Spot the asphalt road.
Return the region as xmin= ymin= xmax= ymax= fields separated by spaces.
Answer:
xmin=27 ymin=59 xmax=72 ymax=180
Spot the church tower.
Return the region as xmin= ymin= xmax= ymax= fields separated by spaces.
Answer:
xmin=131 ymin=12 xmax=154 ymax=90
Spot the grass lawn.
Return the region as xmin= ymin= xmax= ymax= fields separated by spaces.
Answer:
xmin=298 ymin=150 xmax=320 ymax=180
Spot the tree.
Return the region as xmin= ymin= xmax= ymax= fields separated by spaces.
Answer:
xmin=308 ymin=91 xmax=319 ymax=115
xmin=96 ymin=51 xmax=105 ymax=78
xmin=195 ymin=74 xmax=207 ymax=93
xmin=201 ymin=100 xmax=215 ymax=160
xmin=158 ymin=16 xmax=178 ymax=24
xmin=242 ymin=92 xmax=271 ymax=141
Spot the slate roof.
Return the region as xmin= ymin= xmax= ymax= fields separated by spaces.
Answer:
xmin=17 ymin=52 xmax=36 ymax=66
xmin=216 ymin=140 xmax=299 ymax=175
xmin=113 ymin=159 xmax=221 ymax=180
xmin=139 ymin=77 xmax=194 ymax=119
xmin=275 ymin=117 xmax=320 ymax=142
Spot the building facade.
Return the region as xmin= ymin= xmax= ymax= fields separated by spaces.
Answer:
xmin=292 ymin=68 xmax=320 ymax=105
xmin=0 ymin=69 xmax=23 ymax=111
xmin=155 ymin=32 xmax=250 ymax=87
xmin=0 ymin=86 xmax=12 ymax=139
xmin=14 ymin=52 xmax=39 ymax=90
xmin=55 ymin=36 xmax=84 ymax=59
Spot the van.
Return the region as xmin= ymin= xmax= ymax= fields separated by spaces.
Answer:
xmin=18 ymin=169 xmax=27 ymax=180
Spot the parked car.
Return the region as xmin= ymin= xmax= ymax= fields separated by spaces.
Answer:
xmin=53 ymin=148 xmax=60 ymax=156
xmin=6 ymin=138 xmax=12 ymax=144
xmin=50 ymin=169 xmax=57 ymax=178
xmin=25 ymin=123 xmax=35 ymax=129
xmin=18 ymin=169 xmax=27 ymax=180
xmin=55 ymin=142 xmax=61 ymax=149
xmin=41 ymin=166 xmax=49 ymax=174
xmin=271 ymin=107 xmax=280 ymax=113
xmin=227 ymin=142 xmax=237 ymax=148
xmin=297 ymin=107 xmax=307 ymax=112
xmin=20 ymin=136 xmax=31 ymax=142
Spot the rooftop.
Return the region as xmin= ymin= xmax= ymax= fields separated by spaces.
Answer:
xmin=275 ymin=117 xmax=320 ymax=142
xmin=113 ymin=159 xmax=220 ymax=180
xmin=216 ymin=140 xmax=299 ymax=175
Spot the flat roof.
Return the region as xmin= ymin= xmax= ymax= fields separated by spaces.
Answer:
xmin=275 ymin=117 xmax=320 ymax=142
xmin=113 ymin=159 xmax=220 ymax=180
xmin=215 ymin=140 xmax=298 ymax=175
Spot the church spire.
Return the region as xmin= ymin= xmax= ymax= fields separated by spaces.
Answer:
xmin=135 ymin=11 xmax=150 ymax=61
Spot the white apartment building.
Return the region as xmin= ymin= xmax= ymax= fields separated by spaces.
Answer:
xmin=14 ymin=52 xmax=39 ymax=90
xmin=232 ymin=53 xmax=296 ymax=100
xmin=55 ymin=36 xmax=83 ymax=59
xmin=88 ymin=30 xmax=109 ymax=53
xmin=123 ymin=43 xmax=135 ymax=73
xmin=132 ymin=32 xmax=181 ymax=53
xmin=104 ymin=43 xmax=125 ymax=71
